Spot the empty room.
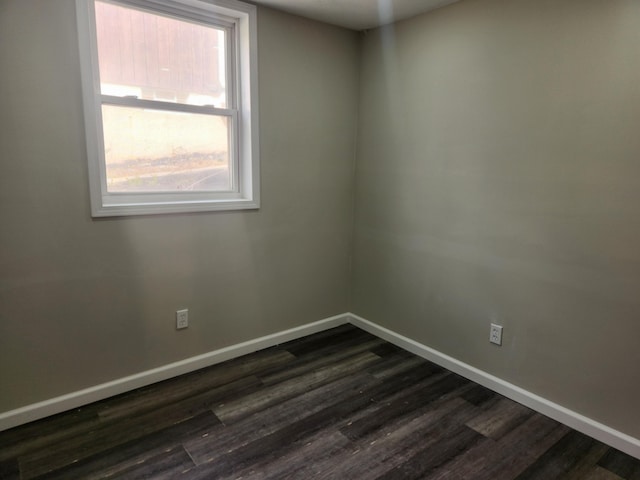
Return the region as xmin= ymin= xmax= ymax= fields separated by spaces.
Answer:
xmin=1 ymin=0 xmax=639 ymax=478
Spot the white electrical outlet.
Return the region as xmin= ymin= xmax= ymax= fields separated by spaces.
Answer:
xmin=489 ymin=323 xmax=503 ymax=345
xmin=176 ymin=309 xmax=189 ymax=330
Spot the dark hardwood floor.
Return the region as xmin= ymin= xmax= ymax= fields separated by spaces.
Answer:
xmin=1 ymin=324 xmax=639 ymax=479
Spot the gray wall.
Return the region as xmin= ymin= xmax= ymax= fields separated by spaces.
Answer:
xmin=352 ymin=0 xmax=640 ymax=438
xmin=0 ymin=1 xmax=359 ymax=412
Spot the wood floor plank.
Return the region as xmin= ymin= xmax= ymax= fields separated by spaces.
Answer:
xmin=514 ymin=430 xmax=607 ymax=480
xmin=340 ymin=373 xmax=470 ymax=441
xmin=253 ymin=328 xmax=384 ymax=386
xmin=599 ymin=449 xmax=640 ymax=480
xmin=213 ymin=351 xmax=381 ymax=424
xmin=424 ymin=412 xmax=571 ymax=480
xmin=33 ymin=412 xmax=221 ymax=480
xmin=259 ymin=338 xmax=386 ymax=386
xmin=306 ymin=397 xmax=482 ymax=480
xmin=0 ymin=407 xmax=101 ymax=462
xmin=185 ymin=360 xmax=455 ymax=478
xmin=192 ymin=393 xmax=477 ymax=480
xmin=279 ymin=324 xmax=374 ymax=357
xmin=460 ymin=384 xmax=501 ymax=407
xmin=184 ymin=372 xmax=381 ymax=464
xmin=366 ymin=351 xmax=431 ymax=380
xmin=584 ymin=466 xmax=627 ymax=480
xmin=97 ymin=348 xmax=295 ymax=421
xmin=335 ymin=370 xmax=450 ymax=435
xmin=563 ymin=444 xmax=613 ymax=480
xmin=100 ymin=446 xmax=195 ymax=480
xmin=0 ymin=354 xmax=288 ymax=464
xmin=466 ymin=396 xmax=535 ymax=439
xmin=374 ymin=425 xmax=484 ymax=480
xmin=334 ymin=362 xmax=455 ymax=435
xmin=215 ymin=429 xmax=354 ymax=480
xmin=285 ymin=329 xmax=381 ymax=363
xmin=19 ymin=375 xmax=261 ymax=479
xmin=369 ymin=342 xmax=407 ymax=357
xmin=0 ymin=458 xmax=20 ymax=480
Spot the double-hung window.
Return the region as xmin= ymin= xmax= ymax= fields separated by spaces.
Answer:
xmin=76 ymin=0 xmax=259 ymax=216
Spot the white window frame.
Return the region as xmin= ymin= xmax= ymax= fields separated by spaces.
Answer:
xmin=76 ymin=0 xmax=259 ymax=217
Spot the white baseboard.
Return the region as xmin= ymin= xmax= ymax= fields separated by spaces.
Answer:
xmin=0 ymin=313 xmax=350 ymax=432
xmin=348 ymin=312 xmax=640 ymax=460
xmin=3 ymin=311 xmax=639 ymax=461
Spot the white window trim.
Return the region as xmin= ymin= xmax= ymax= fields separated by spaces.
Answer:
xmin=76 ymin=0 xmax=259 ymax=217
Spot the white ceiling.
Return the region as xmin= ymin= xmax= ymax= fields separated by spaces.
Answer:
xmin=250 ymin=0 xmax=462 ymax=31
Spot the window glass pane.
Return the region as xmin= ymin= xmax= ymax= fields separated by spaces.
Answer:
xmin=102 ymin=105 xmax=231 ymax=193
xmin=95 ymin=1 xmax=227 ymax=108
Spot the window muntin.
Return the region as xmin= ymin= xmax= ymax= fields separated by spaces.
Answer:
xmin=76 ymin=0 xmax=259 ymax=216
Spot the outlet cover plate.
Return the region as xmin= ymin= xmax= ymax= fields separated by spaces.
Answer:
xmin=176 ymin=309 xmax=189 ymax=330
xmin=489 ymin=323 xmax=503 ymax=345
